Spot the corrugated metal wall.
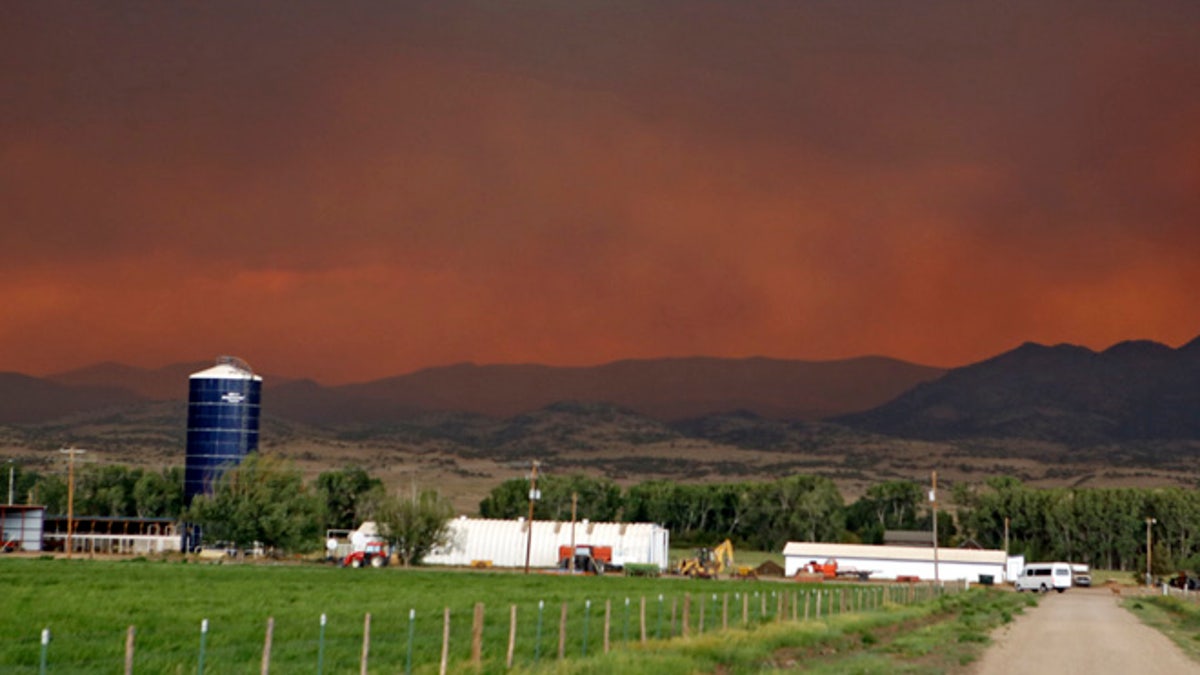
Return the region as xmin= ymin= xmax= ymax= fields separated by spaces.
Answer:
xmin=783 ymin=545 xmax=1010 ymax=582
xmin=425 ymin=518 xmax=670 ymax=570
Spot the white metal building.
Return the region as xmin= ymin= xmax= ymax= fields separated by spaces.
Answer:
xmin=424 ymin=518 xmax=670 ymax=570
xmin=783 ymin=541 xmax=1012 ymax=583
xmin=0 ymin=505 xmax=45 ymax=552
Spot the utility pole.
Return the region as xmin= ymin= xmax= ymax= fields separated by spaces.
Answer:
xmin=6 ymin=460 xmax=13 ymax=506
xmin=523 ymin=460 xmax=540 ymax=575
xmin=60 ymin=448 xmax=87 ymax=559
xmin=1146 ymin=517 xmax=1157 ymax=587
xmin=931 ymin=471 xmax=940 ymax=586
xmin=1003 ymin=517 xmax=1010 ymax=555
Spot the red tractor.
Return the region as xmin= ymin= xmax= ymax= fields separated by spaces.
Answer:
xmin=342 ymin=540 xmax=388 ymax=568
xmin=340 ymin=522 xmax=390 ymax=568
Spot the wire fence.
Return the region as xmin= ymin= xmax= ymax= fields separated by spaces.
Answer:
xmin=14 ymin=582 xmax=959 ymax=673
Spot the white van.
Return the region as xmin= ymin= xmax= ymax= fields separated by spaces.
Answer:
xmin=1015 ymin=562 xmax=1073 ymax=593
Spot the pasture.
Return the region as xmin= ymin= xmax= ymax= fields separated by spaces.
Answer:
xmin=1 ymin=557 xmax=853 ymax=673
xmin=1 ymin=557 xmax=1033 ymax=674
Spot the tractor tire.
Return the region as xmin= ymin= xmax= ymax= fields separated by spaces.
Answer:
xmin=350 ymin=557 xmax=363 ymax=569
xmin=370 ymin=555 xmax=386 ymax=568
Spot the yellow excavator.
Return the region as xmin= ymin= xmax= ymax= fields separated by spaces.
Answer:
xmin=676 ymin=540 xmax=758 ymax=579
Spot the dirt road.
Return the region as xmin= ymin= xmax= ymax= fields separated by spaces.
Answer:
xmin=972 ymin=588 xmax=1196 ymax=675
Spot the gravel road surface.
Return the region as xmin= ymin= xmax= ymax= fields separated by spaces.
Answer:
xmin=972 ymin=588 xmax=1197 ymax=675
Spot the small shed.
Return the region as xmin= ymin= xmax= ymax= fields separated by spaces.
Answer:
xmin=424 ymin=518 xmax=670 ymax=570
xmin=0 ymin=505 xmax=45 ymax=552
xmin=783 ymin=541 xmax=1010 ymax=583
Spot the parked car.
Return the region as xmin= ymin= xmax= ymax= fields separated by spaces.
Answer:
xmin=1071 ymin=563 xmax=1092 ymax=587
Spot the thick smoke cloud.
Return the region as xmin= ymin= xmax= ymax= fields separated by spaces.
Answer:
xmin=2 ymin=1 xmax=1197 ymax=381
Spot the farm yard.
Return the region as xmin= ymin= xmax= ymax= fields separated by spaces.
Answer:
xmin=0 ymin=557 xmax=1030 ymax=674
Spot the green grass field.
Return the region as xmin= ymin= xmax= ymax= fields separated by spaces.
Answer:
xmin=1 ymin=557 xmax=1027 ymax=674
xmin=1 ymin=557 xmax=845 ymax=674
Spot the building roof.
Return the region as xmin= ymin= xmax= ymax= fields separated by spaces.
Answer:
xmin=783 ymin=541 xmax=1007 ymax=565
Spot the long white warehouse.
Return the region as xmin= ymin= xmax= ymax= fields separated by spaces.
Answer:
xmin=783 ymin=541 xmax=1012 ymax=583
xmin=425 ymin=518 xmax=671 ymax=570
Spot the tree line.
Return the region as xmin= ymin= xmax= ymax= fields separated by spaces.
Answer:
xmin=482 ymin=473 xmax=1200 ymax=573
xmin=9 ymin=460 xmax=453 ymax=563
xmin=8 ymin=461 xmax=1200 ymax=572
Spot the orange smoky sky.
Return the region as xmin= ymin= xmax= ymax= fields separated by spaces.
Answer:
xmin=2 ymin=1 xmax=1198 ymax=384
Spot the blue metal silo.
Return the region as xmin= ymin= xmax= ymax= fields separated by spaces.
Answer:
xmin=183 ymin=356 xmax=262 ymax=504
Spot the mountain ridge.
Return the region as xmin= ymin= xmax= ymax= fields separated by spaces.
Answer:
xmin=836 ymin=335 xmax=1200 ymax=443
xmin=20 ymin=355 xmax=946 ymax=425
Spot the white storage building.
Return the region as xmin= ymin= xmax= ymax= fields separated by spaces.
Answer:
xmin=0 ymin=505 xmax=44 ymax=552
xmin=424 ymin=518 xmax=670 ymax=570
xmin=783 ymin=541 xmax=1013 ymax=583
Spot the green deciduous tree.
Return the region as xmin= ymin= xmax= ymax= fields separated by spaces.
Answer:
xmin=132 ymin=467 xmax=184 ymax=518
xmin=743 ymin=475 xmax=844 ymax=550
xmin=479 ymin=474 xmax=622 ymax=522
xmin=31 ymin=474 xmax=67 ymax=514
xmin=368 ymin=488 xmax=454 ymax=566
xmin=315 ymin=466 xmax=384 ymax=530
xmin=186 ymin=455 xmax=325 ymax=554
xmin=845 ymin=480 xmax=924 ymax=544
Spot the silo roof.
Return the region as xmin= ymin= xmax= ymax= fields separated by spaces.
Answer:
xmin=189 ymin=363 xmax=263 ymax=381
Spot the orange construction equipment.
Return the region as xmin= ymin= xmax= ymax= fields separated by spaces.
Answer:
xmin=805 ymin=558 xmax=839 ymax=579
xmin=558 ymin=545 xmax=614 ymax=574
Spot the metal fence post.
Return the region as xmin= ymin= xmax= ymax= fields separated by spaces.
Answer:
xmin=406 ymin=609 xmax=416 ymax=675
xmin=656 ymin=594 xmax=664 ymax=639
xmin=534 ymin=600 xmax=544 ymax=664
xmin=197 ymin=619 xmax=209 ymax=675
xmin=582 ymin=599 xmax=591 ymax=656
xmin=39 ymin=628 xmax=50 ymax=675
xmin=317 ymin=614 xmax=327 ymax=675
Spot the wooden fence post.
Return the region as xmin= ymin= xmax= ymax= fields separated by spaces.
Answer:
xmin=742 ymin=592 xmax=749 ymax=626
xmin=558 ymin=602 xmax=568 ymax=660
xmin=604 ymin=600 xmax=612 ymax=653
xmin=439 ymin=608 xmax=451 ymax=675
xmin=124 ymin=625 xmax=135 ymax=675
xmin=360 ymin=613 xmax=371 ymax=675
xmin=640 ymin=596 xmax=647 ymax=643
xmin=506 ymin=605 xmax=517 ymax=670
xmin=471 ymin=602 xmax=485 ymax=667
xmin=816 ymin=590 xmax=822 ymax=619
xmin=682 ymin=593 xmax=691 ymax=638
xmin=671 ymin=597 xmax=678 ymax=637
xmin=262 ymin=617 xmax=274 ymax=675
